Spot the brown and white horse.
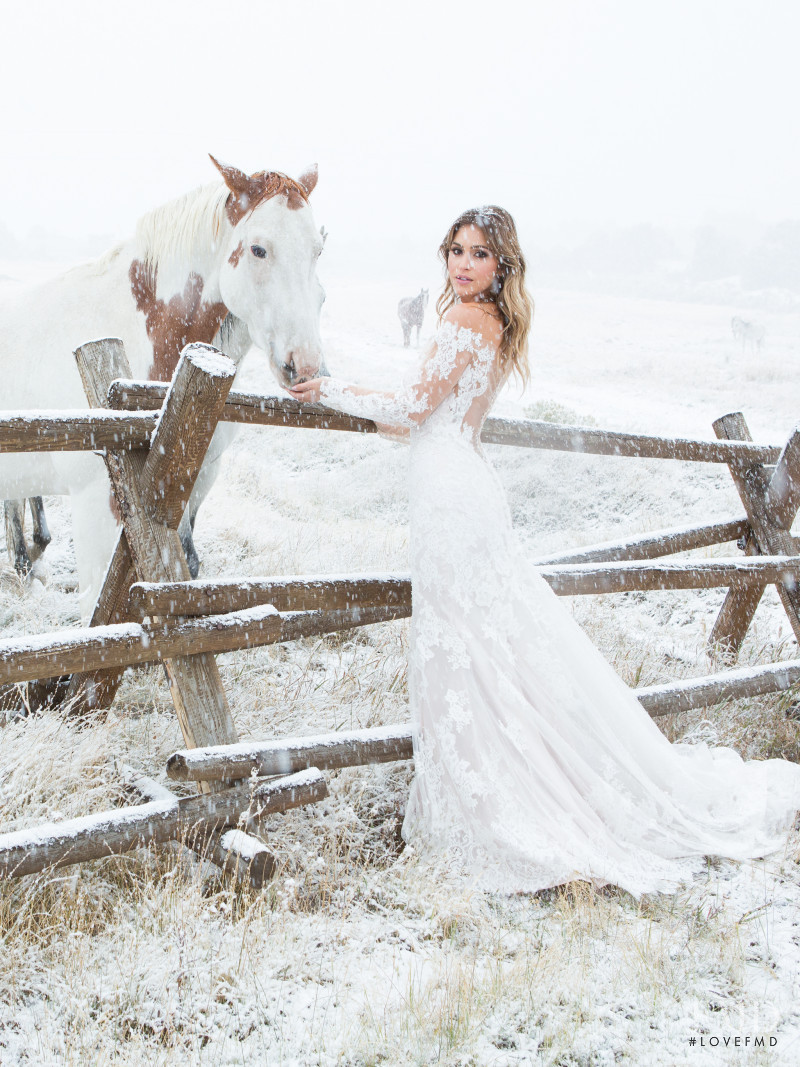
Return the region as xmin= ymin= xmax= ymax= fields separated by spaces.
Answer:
xmin=0 ymin=156 xmax=327 ymax=614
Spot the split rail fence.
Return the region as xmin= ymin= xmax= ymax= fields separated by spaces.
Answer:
xmin=0 ymin=337 xmax=799 ymax=882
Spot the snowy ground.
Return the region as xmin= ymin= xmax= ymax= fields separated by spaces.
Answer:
xmin=1 ymin=265 xmax=800 ymax=1065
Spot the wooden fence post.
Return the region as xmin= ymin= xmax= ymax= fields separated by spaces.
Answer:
xmin=64 ymin=338 xmax=279 ymax=883
xmin=710 ymin=413 xmax=800 ymax=657
xmin=64 ymin=339 xmax=142 ymax=711
xmin=71 ymin=340 xmax=239 ymax=747
xmin=766 ymin=426 xmax=800 ymax=532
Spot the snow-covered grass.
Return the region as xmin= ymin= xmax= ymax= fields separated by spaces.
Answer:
xmin=2 ymin=279 xmax=800 ymax=1063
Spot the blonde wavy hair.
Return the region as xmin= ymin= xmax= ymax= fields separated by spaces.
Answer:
xmin=436 ymin=205 xmax=533 ymax=384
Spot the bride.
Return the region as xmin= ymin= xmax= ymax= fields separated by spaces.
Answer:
xmin=289 ymin=206 xmax=800 ymax=896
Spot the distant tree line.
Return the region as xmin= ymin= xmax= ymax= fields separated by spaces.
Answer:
xmin=535 ymin=220 xmax=800 ymax=295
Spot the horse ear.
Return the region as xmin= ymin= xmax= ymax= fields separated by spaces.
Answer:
xmin=209 ymin=154 xmax=254 ymax=197
xmin=296 ymin=164 xmax=318 ymax=198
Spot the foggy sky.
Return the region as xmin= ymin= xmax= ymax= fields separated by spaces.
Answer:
xmin=2 ymin=0 xmax=798 ymax=266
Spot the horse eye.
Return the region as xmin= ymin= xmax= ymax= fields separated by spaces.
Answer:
xmin=251 ymin=245 xmax=267 ymax=259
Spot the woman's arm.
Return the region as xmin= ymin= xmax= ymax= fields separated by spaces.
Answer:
xmin=289 ymin=306 xmax=497 ymax=429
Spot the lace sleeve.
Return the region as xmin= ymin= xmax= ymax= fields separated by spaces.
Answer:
xmin=319 ymin=322 xmax=487 ymax=429
xmin=375 ymin=422 xmax=411 ymax=444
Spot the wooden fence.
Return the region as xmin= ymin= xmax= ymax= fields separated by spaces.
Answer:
xmin=1 ymin=336 xmax=799 ymax=882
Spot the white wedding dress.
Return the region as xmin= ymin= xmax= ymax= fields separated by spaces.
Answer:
xmin=319 ymin=318 xmax=800 ymax=896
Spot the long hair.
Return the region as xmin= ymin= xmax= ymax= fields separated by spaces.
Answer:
xmin=436 ymin=205 xmax=533 ymax=384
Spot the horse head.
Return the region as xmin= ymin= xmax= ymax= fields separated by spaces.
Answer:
xmin=212 ymin=156 xmax=328 ymax=385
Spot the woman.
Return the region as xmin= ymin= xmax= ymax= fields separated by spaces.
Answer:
xmin=289 ymin=207 xmax=800 ymax=896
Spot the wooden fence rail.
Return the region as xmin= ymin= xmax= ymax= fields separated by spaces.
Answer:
xmin=532 ymin=517 xmax=750 ymax=565
xmin=1 ymin=386 xmax=782 ymax=465
xmin=0 ymin=411 xmax=157 ymax=452
xmin=165 ymin=653 xmax=800 ymax=785
xmin=128 ymin=573 xmax=412 ymax=618
xmin=168 ymin=723 xmax=416 ymax=783
xmin=127 ymin=556 xmax=800 ymax=618
xmin=637 ymin=659 xmax=800 ymax=717
xmin=105 ymin=380 xmax=784 ymax=464
xmin=5 ymin=558 xmax=800 ymax=689
xmin=0 ymin=768 xmax=327 ymax=880
xmin=0 ymin=604 xmax=404 ymax=686
xmin=540 ymin=557 xmax=800 ymax=595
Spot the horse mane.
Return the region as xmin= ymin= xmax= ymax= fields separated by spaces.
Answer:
xmin=81 ymin=172 xmax=310 ymax=283
xmin=133 ymin=181 xmax=232 ymax=276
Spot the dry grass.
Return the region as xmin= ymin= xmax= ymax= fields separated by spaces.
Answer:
xmin=1 ymin=596 xmax=797 ymax=1063
xmin=523 ymin=399 xmax=598 ymax=427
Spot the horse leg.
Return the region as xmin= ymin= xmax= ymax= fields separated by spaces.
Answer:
xmin=178 ymin=509 xmax=201 ymax=579
xmin=69 ymin=475 xmax=124 ymax=621
xmin=178 ymin=421 xmax=240 ymax=580
xmin=402 ymin=323 xmax=410 ymax=348
xmin=28 ymin=496 xmax=51 ymax=559
xmin=4 ymin=500 xmax=32 ymax=575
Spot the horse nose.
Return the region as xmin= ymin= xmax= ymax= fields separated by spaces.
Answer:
xmin=284 ymin=360 xmax=307 ymax=385
xmin=286 ymin=350 xmax=325 ymax=382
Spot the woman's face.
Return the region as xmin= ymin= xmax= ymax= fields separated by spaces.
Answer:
xmin=447 ymin=224 xmax=499 ymax=302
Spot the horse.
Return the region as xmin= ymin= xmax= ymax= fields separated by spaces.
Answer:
xmin=731 ymin=316 xmax=766 ymax=353
xmin=398 ymin=288 xmax=428 ymax=347
xmin=0 ymin=155 xmax=327 ymax=616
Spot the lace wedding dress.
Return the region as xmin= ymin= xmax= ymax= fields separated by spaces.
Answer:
xmin=319 ymin=318 xmax=800 ymax=895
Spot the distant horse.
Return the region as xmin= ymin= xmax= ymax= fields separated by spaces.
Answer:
xmin=398 ymin=288 xmax=428 ymax=347
xmin=0 ymin=155 xmax=327 ymax=615
xmin=731 ymin=316 xmax=766 ymax=353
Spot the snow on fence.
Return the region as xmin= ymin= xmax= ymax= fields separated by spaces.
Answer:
xmin=1 ymin=336 xmax=799 ymax=883
xmin=0 ymin=767 xmax=327 ymax=881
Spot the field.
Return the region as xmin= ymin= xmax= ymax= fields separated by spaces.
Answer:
xmin=1 ymin=272 xmax=800 ymax=1065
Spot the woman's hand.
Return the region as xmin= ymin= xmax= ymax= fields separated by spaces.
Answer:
xmin=287 ymin=377 xmax=328 ymax=404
